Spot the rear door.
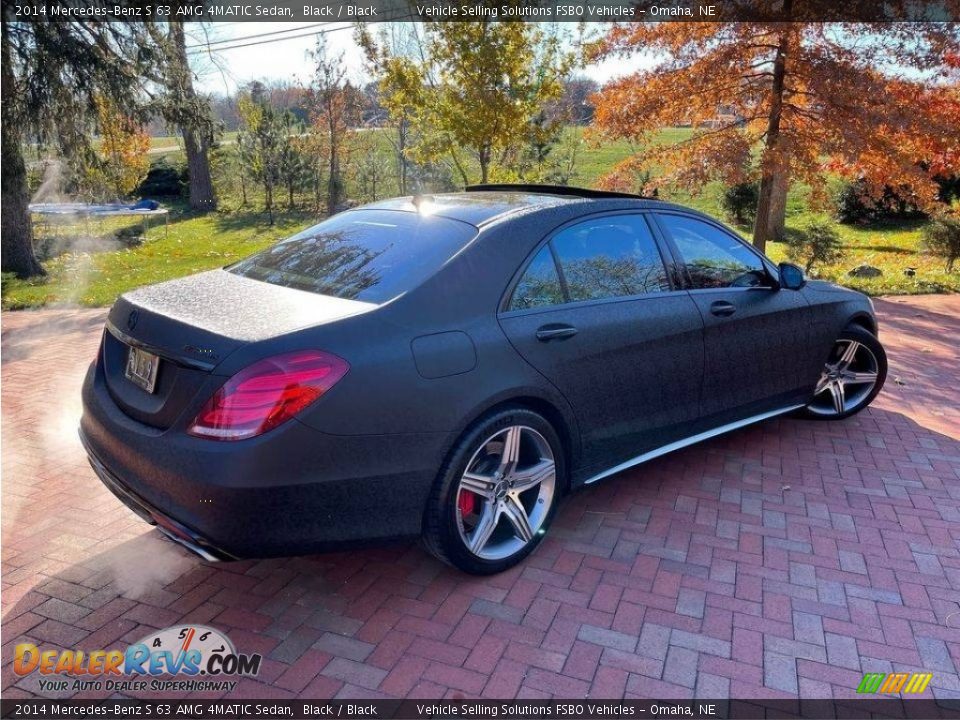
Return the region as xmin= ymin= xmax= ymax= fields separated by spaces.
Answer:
xmin=653 ymin=212 xmax=823 ymax=420
xmin=498 ymin=212 xmax=704 ymax=474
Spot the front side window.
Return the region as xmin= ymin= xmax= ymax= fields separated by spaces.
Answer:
xmin=228 ymin=210 xmax=477 ymax=303
xmin=551 ymin=215 xmax=670 ymax=302
xmin=657 ymin=214 xmax=768 ymax=289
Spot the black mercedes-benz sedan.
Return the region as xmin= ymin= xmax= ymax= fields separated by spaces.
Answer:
xmin=80 ymin=185 xmax=886 ymax=574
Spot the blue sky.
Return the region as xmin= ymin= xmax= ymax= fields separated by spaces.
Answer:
xmin=187 ymin=22 xmax=654 ymax=94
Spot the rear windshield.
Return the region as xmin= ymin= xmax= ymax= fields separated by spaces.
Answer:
xmin=228 ymin=210 xmax=477 ymax=303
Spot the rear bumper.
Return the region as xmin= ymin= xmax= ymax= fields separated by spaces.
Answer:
xmin=81 ymin=433 xmax=234 ymax=561
xmin=80 ymin=361 xmax=451 ymax=559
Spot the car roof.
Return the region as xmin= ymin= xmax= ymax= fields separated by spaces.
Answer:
xmin=360 ymin=191 xmax=575 ymax=227
xmin=359 ymin=186 xmax=693 ymax=228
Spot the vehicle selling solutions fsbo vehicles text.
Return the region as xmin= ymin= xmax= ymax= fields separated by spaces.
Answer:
xmin=415 ymin=3 xmax=639 ymax=16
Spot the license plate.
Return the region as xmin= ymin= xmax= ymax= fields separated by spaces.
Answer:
xmin=125 ymin=346 xmax=160 ymax=394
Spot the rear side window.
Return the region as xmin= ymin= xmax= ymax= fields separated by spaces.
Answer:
xmin=228 ymin=210 xmax=477 ymax=303
xmin=510 ymin=246 xmax=565 ymax=310
xmin=551 ymin=215 xmax=670 ymax=301
xmin=657 ymin=214 xmax=768 ymax=289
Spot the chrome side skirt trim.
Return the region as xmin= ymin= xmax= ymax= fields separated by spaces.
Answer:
xmin=584 ymin=404 xmax=805 ymax=485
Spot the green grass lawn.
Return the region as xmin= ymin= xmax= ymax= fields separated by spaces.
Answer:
xmin=148 ymin=135 xmax=181 ymax=150
xmin=568 ymin=126 xmax=694 ymax=187
xmin=650 ymin=181 xmax=958 ymax=296
xmin=3 ymin=126 xmax=955 ymax=310
xmin=149 ymin=132 xmax=239 ymax=160
xmin=765 ymin=219 xmax=957 ymax=296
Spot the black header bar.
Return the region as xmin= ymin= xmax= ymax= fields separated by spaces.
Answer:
xmin=6 ymin=0 xmax=960 ymax=22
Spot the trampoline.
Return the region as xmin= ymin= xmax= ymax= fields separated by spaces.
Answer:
xmin=29 ymin=201 xmax=169 ymax=239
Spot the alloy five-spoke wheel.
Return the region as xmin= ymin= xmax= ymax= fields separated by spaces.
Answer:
xmin=456 ymin=425 xmax=556 ymax=561
xmin=423 ymin=408 xmax=564 ymax=574
xmin=802 ymin=326 xmax=886 ymax=420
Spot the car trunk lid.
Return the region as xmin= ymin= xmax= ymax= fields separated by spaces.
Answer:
xmin=103 ymin=269 xmax=375 ymax=429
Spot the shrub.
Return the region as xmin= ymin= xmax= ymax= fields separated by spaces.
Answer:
xmin=936 ymin=173 xmax=960 ymax=205
xmin=719 ymin=182 xmax=759 ymax=226
xmin=785 ymin=221 xmax=845 ymax=273
xmin=921 ymin=216 xmax=960 ymax=272
xmin=834 ymin=182 xmax=871 ymax=224
xmin=80 ymin=96 xmax=151 ymax=200
xmin=136 ymin=158 xmax=187 ymax=199
xmin=834 ymin=179 xmax=924 ymax=224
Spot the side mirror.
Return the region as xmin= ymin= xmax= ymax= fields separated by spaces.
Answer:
xmin=778 ymin=262 xmax=806 ymax=290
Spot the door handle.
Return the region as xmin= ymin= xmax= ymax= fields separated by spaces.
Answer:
xmin=710 ymin=300 xmax=736 ymax=317
xmin=536 ymin=324 xmax=578 ymax=342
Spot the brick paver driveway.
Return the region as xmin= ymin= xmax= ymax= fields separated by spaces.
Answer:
xmin=2 ymin=296 xmax=958 ymax=701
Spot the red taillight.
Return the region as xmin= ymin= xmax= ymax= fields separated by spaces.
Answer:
xmin=187 ymin=350 xmax=349 ymax=441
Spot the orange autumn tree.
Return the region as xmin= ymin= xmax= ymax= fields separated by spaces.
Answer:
xmin=591 ymin=22 xmax=960 ymax=251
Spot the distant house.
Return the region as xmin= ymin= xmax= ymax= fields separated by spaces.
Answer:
xmin=701 ymin=109 xmax=741 ymax=128
xmin=681 ymin=106 xmax=742 ymax=128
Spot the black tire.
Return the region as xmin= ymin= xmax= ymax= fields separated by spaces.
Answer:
xmin=796 ymin=325 xmax=887 ymax=421
xmin=422 ymin=407 xmax=566 ymax=575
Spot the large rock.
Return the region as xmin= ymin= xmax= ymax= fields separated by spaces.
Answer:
xmin=847 ymin=264 xmax=883 ymax=278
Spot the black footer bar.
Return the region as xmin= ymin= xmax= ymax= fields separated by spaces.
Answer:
xmin=3 ymin=699 xmax=960 ymax=720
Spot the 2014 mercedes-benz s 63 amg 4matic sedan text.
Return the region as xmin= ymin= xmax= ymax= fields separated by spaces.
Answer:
xmin=80 ymin=185 xmax=887 ymax=574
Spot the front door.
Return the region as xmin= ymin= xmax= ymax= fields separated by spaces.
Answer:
xmin=498 ymin=213 xmax=705 ymax=474
xmin=654 ymin=212 xmax=823 ymax=420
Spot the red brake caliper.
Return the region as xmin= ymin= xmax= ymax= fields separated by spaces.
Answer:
xmin=458 ymin=490 xmax=478 ymax=517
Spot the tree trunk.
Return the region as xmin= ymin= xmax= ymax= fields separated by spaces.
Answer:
xmin=1 ymin=25 xmax=44 ymax=279
xmin=397 ymin=117 xmax=409 ymax=195
xmin=327 ymin=131 xmax=342 ymax=215
xmin=183 ymin=127 xmax=217 ymax=211
xmin=766 ymin=166 xmax=789 ymax=243
xmin=169 ymin=19 xmax=216 ymax=211
xmin=1 ymin=128 xmax=44 ymax=278
xmin=327 ymin=158 xmax=342 ymax=215
xmin=479 ymin=145 xmax=491 ymax=184
xmin=753 ymin=14 xmax=792 ymax=253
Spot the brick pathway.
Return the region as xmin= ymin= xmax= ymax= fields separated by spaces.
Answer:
xmin=2 ymin=296 xmax=958 ymax=701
